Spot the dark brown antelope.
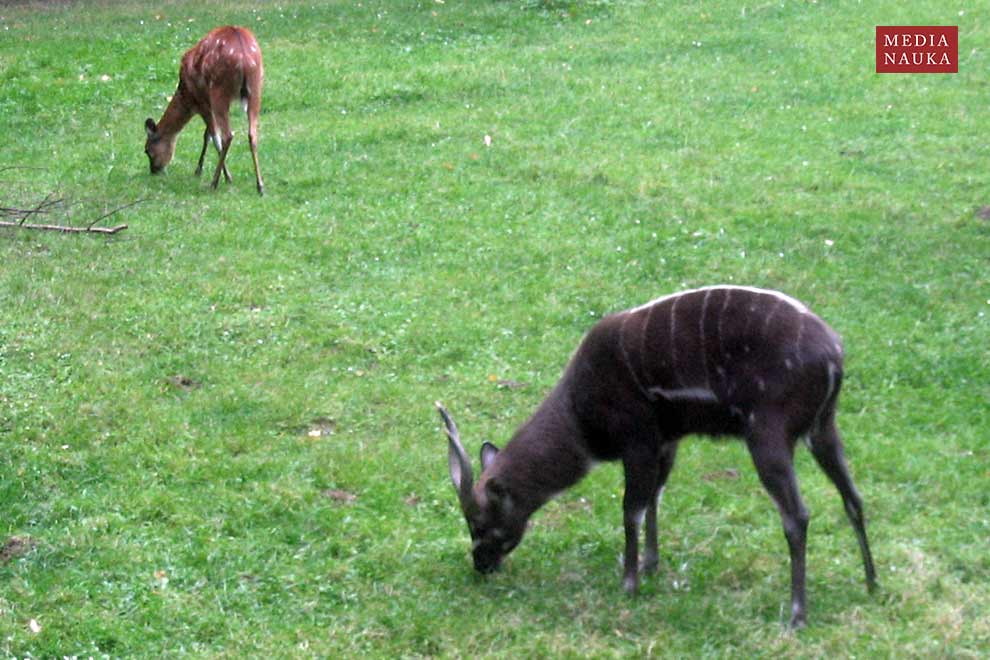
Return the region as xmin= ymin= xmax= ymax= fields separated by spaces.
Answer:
xmin=144 ymin=26 xmax=264 ymax=195
xmin=437 ymin=285 xmax=876 ymax=628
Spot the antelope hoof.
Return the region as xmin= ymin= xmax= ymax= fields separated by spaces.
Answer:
xmin=639 ymin=555 xmax=659 ymax=575
xmin=788 ymin=606 xmax=807 ymax=630
xmin=622 ymin=574 xmax=639 ymax=595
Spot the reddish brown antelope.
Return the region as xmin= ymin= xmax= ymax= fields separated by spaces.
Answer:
xmin=144 ymin=26 xmax=264 ymax=195
xmin=437 ymin=285 xmax=876 ymax=628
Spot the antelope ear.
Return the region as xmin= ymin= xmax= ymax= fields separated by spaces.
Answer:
xmin=145 ymin=118 xmax=157 ymax=138
xmin=480 ymin=442 xmax=500 ymax=471
xmin=436 ymin=402 xmax=475 ymax=511
xmin=448 ymin=437 xmax=473 ymax=494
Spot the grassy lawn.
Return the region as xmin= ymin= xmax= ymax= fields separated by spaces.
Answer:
xmin=1 ymin=0 xmax=988 ymax=655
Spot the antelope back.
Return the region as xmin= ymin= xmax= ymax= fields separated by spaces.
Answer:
xmin=178 ymin=26 xmax=263 ymax=107
xmin=614 ymin=286 xmax=842 ymax=419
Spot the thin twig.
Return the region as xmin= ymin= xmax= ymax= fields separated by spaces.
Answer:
xmin=0 ymin=220 xmax=128 ymax=234
xmin=86 ymin=198 xmax=148 ymax=229
xmin=17 ymin=192 xmax=63 ymax=225
xmin=0 ymin=165 xmax=47 ymax=175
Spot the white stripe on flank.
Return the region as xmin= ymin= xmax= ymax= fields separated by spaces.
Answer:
xmin=628 ymin=285 xmax=808 ymax=315
xmin=648 ymin=386 xmax=720 ymax=403
xmin=794 ymin=315 xmax=806 ymax=365
xmin=669 ymin=295 xmax=681 ymax=386
xmin=618 ymin=313 xmax=651 ymax=399
xmin=699 ymin=288 xmax=711 ymax=389
xmin=811 ymin=361 xmax=838 ymax=436
xmin=717 ymin=287 xmax=732 ymax=357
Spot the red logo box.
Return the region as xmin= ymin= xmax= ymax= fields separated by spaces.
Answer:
xmin=876 ymin=26 xmax=958 ymax=73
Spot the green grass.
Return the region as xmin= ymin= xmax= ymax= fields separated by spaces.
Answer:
xmin=1 ymin=0 xmax=988 ymax=655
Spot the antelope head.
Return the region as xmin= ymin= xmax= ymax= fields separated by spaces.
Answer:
xmin=436 ymin=402 xmax=526 ymax=574
xmin=144 ymin=118 xmax=176 ymax=174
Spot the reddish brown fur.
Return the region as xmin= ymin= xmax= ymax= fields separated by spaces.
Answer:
xmin=144 ymin=26 xmax=264 ymax=195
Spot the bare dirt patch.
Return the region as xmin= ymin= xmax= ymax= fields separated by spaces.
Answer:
xmin=1 ymin=536 xmax=36 ymax=563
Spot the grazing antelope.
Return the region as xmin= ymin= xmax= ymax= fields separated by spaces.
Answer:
xmin=144 ymin=26 xmax=265 ymax=195
xmin=437 ymin=285 xmax=877 ymax=628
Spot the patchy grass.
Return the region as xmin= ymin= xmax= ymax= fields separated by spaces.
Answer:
xmin=1 ymin=0 xmax=988 ymax=656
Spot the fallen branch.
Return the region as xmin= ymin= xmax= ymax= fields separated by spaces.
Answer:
xmin=0 ymin=196 xmax=145 ymax=235
xmin=0 ymin=219 xmax=128 ymax=234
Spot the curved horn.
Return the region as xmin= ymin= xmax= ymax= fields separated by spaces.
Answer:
xmin=435 ymin=401 xmax=476 ymax=511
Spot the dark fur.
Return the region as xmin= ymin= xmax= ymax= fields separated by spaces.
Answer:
xmin=441 ymin=286 xmax=877 ymax=628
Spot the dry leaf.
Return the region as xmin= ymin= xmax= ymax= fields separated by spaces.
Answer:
xmin=323 ymin=489 xmax=357 ymax=503
xmin=702 ymin=468 xmax=740 ymax=481
xmin=496 ymin=378 xmax=527 ymax=390
xmin=301 ymin=417 xmax=336 ymax=438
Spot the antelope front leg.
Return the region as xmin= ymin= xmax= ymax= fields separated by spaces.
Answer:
xmin=641 ymin=442 xmax=678 ymax=574
xmin=621 ymin=446 xmax=660 ymax=594
xmin=196 ymin=127 xmax=210 ymax=176
xmin=640 ymin=488 xmax=660 ymax=575
xmin=211 ymin=132 xmax=234 ymax=189
xmin=208 ymin=103 xmax=233 ymax=186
